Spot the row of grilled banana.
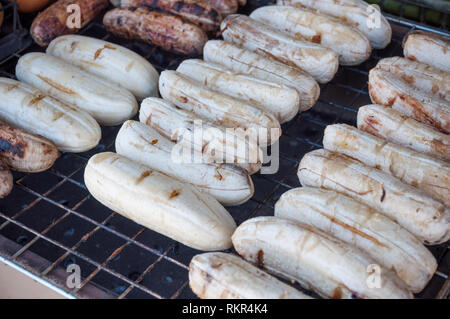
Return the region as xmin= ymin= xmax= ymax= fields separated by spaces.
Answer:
xmin=0 ymin=35 xmax=160 ymax=197
xmin=186 ymin=30 xmax=449 ymax=299
xmin=188 ymin=103 xmax=449 ymax=298
xmin=369 ymin=31 xmax=450 ymax=134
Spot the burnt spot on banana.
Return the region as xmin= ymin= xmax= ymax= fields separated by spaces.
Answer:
xmin=0 ymin=136 xmax=26 ymax=158
xmin=256 ymin=249 xmax=264 ymax=269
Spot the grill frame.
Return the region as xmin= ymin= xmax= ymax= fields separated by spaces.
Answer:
xmin=0 ymin=0 xmax=449 ymax=299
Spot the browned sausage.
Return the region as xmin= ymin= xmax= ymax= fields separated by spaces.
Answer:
xmin=0 ymin=121 xmax=59 ymax=173
xmin=206 ymin=0 xmax=238 ymax=16
xmin=121 ymin=0 xmax=222 ymax=32
xmin=0 ymin=159 xmax=12 ymax=199
xmin=103 ymin=7 xmax=208 ymax=56
xmin=31 ymin=0 xmax=109 ymax=47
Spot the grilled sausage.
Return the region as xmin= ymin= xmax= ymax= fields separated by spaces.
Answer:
xmin=0 ymin=159 xmax=13 ymax=199
xmin=31 ymin=0 xmax=109 ymax=47
xmin=250 ymin=6 xmax=371 ymax=66
xmin=298 ymin=149 xmax=450 ymax=245
xmin=203 ymin=40 xmax=320 ymax=110
xmin=375 ymin=57 xmax=450 ymax=101
xmin=176 ymin=59 xmax=301 ymax=123
xmin=103 ymin=7 xmax=208 ymax=56
xmin=0 ymin=121 xmax=59 ymax=173
xmin=84 ymin=152 xmax=236 ymax=251
xmin=232 ymin=216 xmax=413 ymax=299
xmin=189 ymin=252 xmax=312 ymax=299
xmin=357 ymin=104 xmax=450 ymax=162
xmin=139 ymin=97 xmax=263 ymax=175
xmin=368 ymin=68 xmax=450 ymax=133
xmin=277 ymin=0 xmax=392 ymax=49
xmin=221 ymin=14 xmax=339 ymax=83
xmin=323 ymin=124 xmax=450 ymax=206
xmin=206 ymin=0 xmax=238 ymax=16
xmin=0 ymin=78 xmax=101 ymax=153
xmin=159 ymin=70 xmax=281 ymax=146
xmin=47 ymin=35 xmax=160 ymax=101
xmin=16 ymin=53 xmax=138 ymax=126
xmin=275 ymin=187 xmax=437 ymax=293
xmin=120 ymin=0 xmax=222 ymax=32
xmin=403 ymin=30 xmax=450 ymax=73
xmin=115 ymin=120 xmax=254 ymax=206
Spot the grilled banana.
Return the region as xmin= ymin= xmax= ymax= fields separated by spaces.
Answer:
xmin=176 ymin=59 xmax=300 ymax=123
xmin=0 ymin=121 xmax=59 ymax=173
xmin=0 ymin=159 xmax=13 ymax=199
xmin=159 ymin=70 xmax=281 ymax=146
xmin=189 ymin=252 xmax=312 ymax=299
xmin=221 ymin=14 xmax=339 ymax=83
xmin=115 ymin=120 xmax=254 ymax=206
xmin=375 ymin=57 xmax=450 ymax=101
xmin=277 ymin=0 xmax=392 ymax=49
xmin=84 ymin=152 xmax=236 ymax=251
xmin=368 ymin=68 xmax=449 ymax=133
xmin=403 ymin=30 xmax=450 ymax=73
xmin=232 ymin=216 xmax=413 ymax=299
xmin=275 ymin=187 xmax=437 ymax=292
xmin=0 ymin=78 xmax=100 ymax=153
xmin=139 ymin=97 xmax=262 ymax=175
xmin=298 ymin=149 xmax=450 ymax=245
xmin=16 ymin=53 xmax=138 ymax=126
xmin=203 ymin=40 xmax=319 ymax=110
xmin=47 ymin=35 xmax=159 ymax=101
xmin=357 ymin=104 xmax=450 ymax=162
xmin=323 ymin=124 xmax=450 ymax=206
xmin=250 ymin=6 xmax=371 ymax=66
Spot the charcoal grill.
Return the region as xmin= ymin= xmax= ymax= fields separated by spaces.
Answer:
xmin=0 ymin=0 xmax=448 ymax=299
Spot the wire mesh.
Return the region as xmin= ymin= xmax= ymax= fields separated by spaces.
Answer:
xmin=0 ymin=0 xmax=449 ymax=299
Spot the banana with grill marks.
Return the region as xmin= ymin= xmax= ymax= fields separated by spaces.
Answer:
xmin=220 ymin=14 xmax=339 ymax=83
xmin=115 ymin=120 xmax=254 ymax=206
xmin=275 ymin=187 xmax=437 ymax=293
xmin=298 ymin=149 xmax=450 ymax=245
xmin=203 ymin=40 xmax=320 ymax=110
xmin=232 ymin=216 xmax=413 ymax=299
xmin=84 ymin=152 xmax=237 ymax=251
xmin=159 ymin=70 xmax=281 ymax=146
xmin=139 ymin=97 xmax=262 ymax=175
xmin=189 ymin=252 xmax=312 ymax=299
xmin=16 ymin=53 xmax=138 ymax=126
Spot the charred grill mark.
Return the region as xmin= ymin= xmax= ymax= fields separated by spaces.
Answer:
xmin=4 ymin=83 xmax=19 ymax=92
xmin=380 ymin=184 xmax=386 ymax=202
xmin=29 ymin=94 xmax=46 ymax=106
xmin=313 ymin=208 xmax=389 ymax=248
xmin=401 ymin=74 xmax=415 ymax=85
xmin=0 ymin=137 xmax=26 ymax=158
xmin=136 ymin=170 xmax=153 ymax=184
xmin=94 ymin=44 xmax=117 ymax=60
xmin=431 ymin=84 xmax=439 ymax=94
xmin=311 ymin=34 xmax=321 ymax=44
xmin=256 ymin=249 xmax=264 ymax=268
xmin=362 ymin=116 xmax=380 ymax=134
xmin=37 ymin=75 xmax=78 ymax=95
xmin=332 ymin=286 xmax=342 ymax=299
xmin=211 ymin=262 xmax=222 ymax=269
xmin=145 ymin=114 xmax=152 ymax=126
xmin=169 ymin=189 xmax=180 ymax=199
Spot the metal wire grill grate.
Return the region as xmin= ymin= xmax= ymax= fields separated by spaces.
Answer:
xmin=0 ymin=0 xmax=449 ymax=299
